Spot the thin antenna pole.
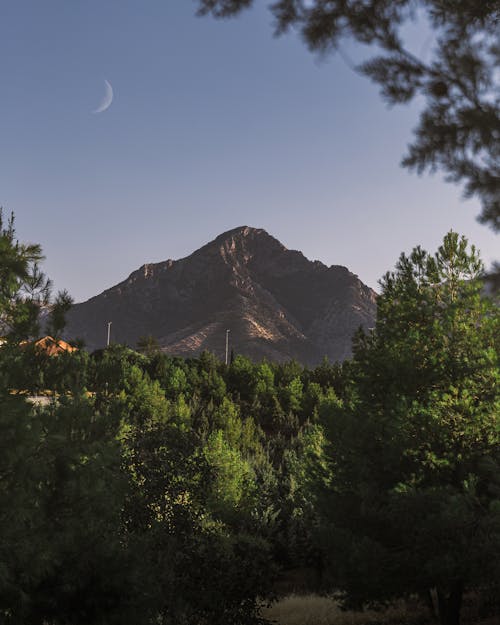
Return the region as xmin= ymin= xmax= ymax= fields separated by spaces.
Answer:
xmin=225 ymin=329 xmax=230 ymax=365
xmin=107 ymin=321 xmax=112 ymax=347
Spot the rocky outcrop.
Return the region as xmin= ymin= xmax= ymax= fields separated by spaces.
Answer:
xmin=65 ymin=226 xmax=377 ymax=364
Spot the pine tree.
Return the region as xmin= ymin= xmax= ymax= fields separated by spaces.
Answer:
xmin=319 ymin=232 xmax=500 ymax=625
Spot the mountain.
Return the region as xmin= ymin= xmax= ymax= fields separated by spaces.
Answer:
xmin=65 ymin=227 xmax=377 ymax=364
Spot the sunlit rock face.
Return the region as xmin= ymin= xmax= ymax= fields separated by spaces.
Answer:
xmin=65 ymin=226 xmax=377 ymax=364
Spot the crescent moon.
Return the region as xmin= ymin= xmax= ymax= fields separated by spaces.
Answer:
xmin=92 ymin=79 xmax=113 ymax=114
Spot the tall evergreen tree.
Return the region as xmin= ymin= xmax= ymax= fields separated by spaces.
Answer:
xmin=319 ymin=232 xmax=500 ymax=625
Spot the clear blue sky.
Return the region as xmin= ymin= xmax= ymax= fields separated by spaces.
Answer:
xmin=1 ymin=0 xmax=497 ymax=302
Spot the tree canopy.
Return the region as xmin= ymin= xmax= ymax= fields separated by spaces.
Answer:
xmin=318 ymin=232 xmax=500 ymax=625
xmin=0 ymin=210 xmax=72 ymax=345
xmin=197 ymin=0 xmax=500 ymax=231
xmin=1 ymin=215 xmax=499 ymax=623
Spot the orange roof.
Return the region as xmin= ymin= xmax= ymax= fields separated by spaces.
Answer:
xmin=32 ymin=336 xmax=78 ymax=356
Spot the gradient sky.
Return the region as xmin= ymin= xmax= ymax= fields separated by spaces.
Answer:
xmin=1 ymin=0 xmax=497 ymax=303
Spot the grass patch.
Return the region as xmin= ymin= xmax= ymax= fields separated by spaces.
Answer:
xmin=261 ymin=594 xmax=423 ymax=625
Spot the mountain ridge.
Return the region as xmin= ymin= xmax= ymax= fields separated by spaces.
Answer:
xmin=65 ymin=226 xmax=377 ymax=364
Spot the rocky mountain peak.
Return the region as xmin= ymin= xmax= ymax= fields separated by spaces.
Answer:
xmin=197 ymin=226 xmax=287 ymax=266
xmin=65 ymin=227 xmax=377 ymax=364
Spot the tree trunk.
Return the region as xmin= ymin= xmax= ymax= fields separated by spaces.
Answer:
xmin=422 ymin=588 xmax=438 ymax=622
xmin=437 ymin=581 xmax=464 ymax=625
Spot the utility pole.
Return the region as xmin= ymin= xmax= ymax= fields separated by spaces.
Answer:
xmin=225 ymin=329 xmax=230 ymax=365
xmin=107 ymin=321 xmax=112 ymax=347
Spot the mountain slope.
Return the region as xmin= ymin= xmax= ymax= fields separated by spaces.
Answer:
xmin=65 ymin=226 xmax=377 ymax=363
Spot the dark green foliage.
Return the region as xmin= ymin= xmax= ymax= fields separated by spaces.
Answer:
xmin=196 ymin=1 xmax=500 ymax=230
xmin=0 ymin=394 xmax=141 ymax=625
xmin=0 ymin=210 xmax=50 ymax=342
xmin=45 ymin=290 xmax=73 ymax=339
xmin=2 ymin=216 xmax=499 ymax=624
xmin=0 ymin=210 xmax=74 ymax=342
xmin=317 ymin=233 xmax=500 ymax=625
xmin=77 ymin=344 xmax=339 ymax=621
xmin=136 ymin=334 xmax=161 ymax=356
xmin=120 ymin=401 xmax=274 ymax=624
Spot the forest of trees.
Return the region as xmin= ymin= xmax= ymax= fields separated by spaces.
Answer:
xmin=0 ymin=212 xmax=499 ymax=625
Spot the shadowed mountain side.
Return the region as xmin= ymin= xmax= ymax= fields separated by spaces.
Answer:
xmin=65 ymin=227 xmax=377 ymax=364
